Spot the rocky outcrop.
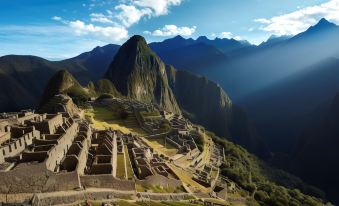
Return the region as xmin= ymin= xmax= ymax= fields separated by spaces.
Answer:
xmin=166 ymin=65 xmax=232 ymax=134
xmin=39 ymin=94 xmax=80 ymax=117
xmin=105 ymin=35 xmax=181 ymax=114
xmin=39 ymin=70 xmax=89 ymax=108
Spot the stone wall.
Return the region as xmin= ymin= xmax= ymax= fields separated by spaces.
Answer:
xmin=0 ymin=163 xmax=51 ymax=193
xmin=29 ymin=114 xmax=63 ymax=135
xmin=43 ymin=171 xmax=81 ymax=192
xmin=45 ymin=122 xmax=78 ymax=171
xmin=137 ymin=174 xmax=182 ymax=189
xmin=80 ymin=175 xmax=135 ymax=190
xmin=0 ymin=130 xmax=40 ymax=164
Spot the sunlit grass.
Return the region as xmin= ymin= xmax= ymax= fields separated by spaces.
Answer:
xmin=85 ymin=106 xmax=147 ymax=135
xmin=135 ymin=183 xmax=185 ymax=193
xmin=142 ymin=137 xmax=178 ymax=157
xmin=116 ymin=153 xmax=126 ymax=179
xmin=168 ymin=164 xmax=210 ymax=193
xmin=124 ymin=145 xmax=134 ymax=180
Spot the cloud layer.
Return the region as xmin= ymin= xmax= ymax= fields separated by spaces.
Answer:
xmin=255 ymin=0 xmax=339 ymax=35
xmin=69 ymin=20 xmax=128 ymax=42
xmin=211 ymin=32 xmax=242 ymax=40
xmin=144 ymin=25 xmax=196 ymax=36
xmin=52 ymin=0 xmax=190 ymax=42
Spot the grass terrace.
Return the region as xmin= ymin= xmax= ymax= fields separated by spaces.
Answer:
xmin=116 ymin=153 xmax=126 ymax=179
xmin=85 ymin=105 xmax=147 ymax=135
xmin=143 ymin=137 xmax=178 ymax=157
xmin=135 ymin=184 xmax=186 ymax=193
xmin=124 ymin=145 xmax=134 ymax=179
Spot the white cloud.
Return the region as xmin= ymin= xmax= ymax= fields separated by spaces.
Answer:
xmin=52 ymin=0 xmax=184 ymax=42
xmin=52 ymin=16 xmax=62 ymax=21
xmin=115 ymin=4 xmax=152 ymax=27
xmin=233 ymin=36 xmax=242 ymax=41
xmin=90 ymin=13 xmax=113 ymax=24
xmin=254 ymin=0 xmax=339 ymax=35
xmin=69 ymin=20 xmax=128 ymax=42
xmin=220 ymin=32 xmax=233 ymax=38
xmin=134 ymin=0 xmax=182 ymax=16
xmin=212 ymin=31 xmax=243 ymax=40
xmin=144 ymin=25 xmax=196 ymax=36
xmin=114 ymin=0 xmax=182 ymax=27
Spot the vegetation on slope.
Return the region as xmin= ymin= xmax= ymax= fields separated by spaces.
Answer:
xmin=105 ymin=35 xmax=181 ymax=114
xmin=206 ymin=131 xmax=327 ymax=206
xmin=39 ymin=69 xmax=90 ymax=108
xmin=95 ymin=79 xmax=122 ymax=97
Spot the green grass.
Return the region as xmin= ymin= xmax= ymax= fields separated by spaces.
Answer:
xmin=124 ymin=145 xmax=134 ymax=179
xmin=139 ymin=110 xmax=160 ymax=118
xmin=136 ymin=184 xmax=186 ymax=193
xmin=162 ymin=202 xmax=201 ymax=206
xmin=144 ymin=137 xmax=178 ymax=157
xmin=116 ymin=153 xmax=126 ymax=179
xmin=115 ymin=201 xmax=202 ymax=206
xmin=211 ymin=169 xmax=218 ymax=178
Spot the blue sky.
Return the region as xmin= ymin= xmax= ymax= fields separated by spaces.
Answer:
xmin=0 ymin=0 xmax=337 ymax=59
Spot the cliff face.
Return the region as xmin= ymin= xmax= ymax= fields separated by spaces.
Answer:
xmin=166 ymin=65 xmax=267 ymax=156
xmin=166 ymin=65 xmax=232 ymax=133
xmin=105 ymin=35 xmax=180 ymax=114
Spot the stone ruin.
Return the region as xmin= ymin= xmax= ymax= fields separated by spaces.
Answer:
xmin=0 ymin=110 xmax=134 ymax=194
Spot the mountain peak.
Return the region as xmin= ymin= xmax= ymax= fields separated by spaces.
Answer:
xmin=309 ymin=18 xmax=337 ymax=31
xmin=128 ymin=35 xmax=147 ymax=43
xmin=124 ymin=35 xmax=148 ymax=49
xmin=105 ymin=35 xmax=181 ymax=114
xmin=173 ymin=35 xmax=185 ymax=40
xmin=119 ymin=35 xmax=155 ymax=57
xmin=197 ymin=36 xmax=209 ymax=41
xmin=318 ymin=18 xmax=331 ymax=25
xmin=39 ymin=69 xmax=84 ymax=107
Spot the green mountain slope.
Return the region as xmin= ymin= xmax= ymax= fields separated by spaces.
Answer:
xmin=210 ymin=132 xmax=327 ymax=205
xmin=39 ymin=70 xmax=90 ymax=108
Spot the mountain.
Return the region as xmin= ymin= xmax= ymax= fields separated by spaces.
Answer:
xmin=149 ymin=35 xmax=251 ymax=54
xmin=149 ymin=35 xmax=195 ymax=53
xmin=39 ymin=69 xmax=90 ymax=108
xmin=292 ymin=92 xmax=339 ymax=203
xmin=195 ymin=36 xmax=252 ymax=53
xmin=105 ymin=35 xmax=181 ymax=114
xmin=0 ymin=55 xmax=97 ymax=112
xmin=242 ymin=57 xmax=339 ymax=153
xmin=0 ymin=44 xmax=121 ymax=112
xmin=202 ymin=18 xmax=339 ymax=101
xmin=149 ymin=35 xmax=252 ymax=73
xmin=166 ymin=66 xmax=267 ymax=156
xmin=258 ymin=35 xmax=291 ymax=48
xmin=158 ymin=43 xmax=226 ymax=73
xmin=66 ymin=44 xmax=120 ymax=81
xmin=94 ymin=79 xmax=122 ymax=97
xmin=0 ymin=55 xmax=62 ymax=111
